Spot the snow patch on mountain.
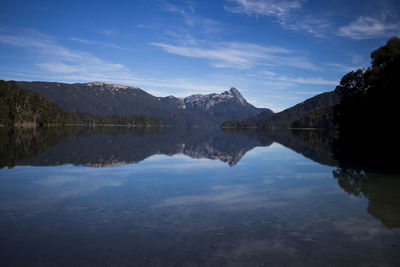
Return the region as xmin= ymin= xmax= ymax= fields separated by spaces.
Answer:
xmin=85 ymin=82 xmax=139 ymax=92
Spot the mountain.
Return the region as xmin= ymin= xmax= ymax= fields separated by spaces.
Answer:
xmin=160 ymin=87 xmax=269 ymax=123
xmin=223 ymin=91 xmax=339 ymax=130
xmin=0 ymin=80 xmax=162 ymax=127
xmin=15 ymin=81 xmax=183 ymax=121
xmin=257 ymin=91 xmax=340 ymax=129
xmin=16 ymin=81 xmax=267 ymax=127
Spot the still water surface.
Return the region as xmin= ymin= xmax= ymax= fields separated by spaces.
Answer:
xmin=0 ymin=127 xmax=399 ymax=266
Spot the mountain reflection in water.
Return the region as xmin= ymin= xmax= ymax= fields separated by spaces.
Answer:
xmin=0 ymin=126 xmax=399 ymax=266
xmin=1 ymin=126 xmax=270 ymax=168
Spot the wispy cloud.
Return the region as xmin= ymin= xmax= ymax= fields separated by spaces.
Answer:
xmin=224 ymin=0 xmax=301 ymax=18
xmin=0 ymin=31 xmax=106 ymax=64
xmin=279 ymin=14 xmax=333 ymax=38
xmin=324 ymin=63 xmax=366 ymax=73
xmin=98 ymin=29 xmax=118 ymax=36
xmin=0 ymin=30 xmax=128 ymax=77
xmin=259 ymin=73 xmax=338 ymax=88
xmin=163 ymin=2 xmax=186 ymax=15
xmin=273 ymin=76 xmax=338 ymax=85
xmin=68 ymin=37 xmax=122 ymax=49
xmin=152 ymin=41 xmax=317 ymax=70
xmin=224 ymin=0 xmax=332 ymax=37
xmin=337 ymin=16 xmax=400 ymax=40
xmin=162 ymin=1 xmax=222 ymax=35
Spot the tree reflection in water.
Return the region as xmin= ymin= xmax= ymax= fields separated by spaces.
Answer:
xmin=333 ymin=168 xmax=400 ymax=229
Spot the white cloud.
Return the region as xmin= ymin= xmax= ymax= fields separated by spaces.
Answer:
xmin=280 ymin=15 xmax=332 ymax=38
xmin=338 ymin=16 xmax=400 ymax=40
xmin=98 ymin=29 xmax=118 ymax=36
xmin=224 ymin=0 xmax=332 ymax=38
xmin=152 ymin=41 xmax=317 ymax=70
xmin=274 ymin=76 xmax=338 ymax=85
xmin=261 ymin=70 xmax=278 ymax=76
xmin=164 ymin=4 xmax=184 ymax=14
xmin=324 ymin=63 xmax=365 ymax=73
xmin=163 ymin=1 xmax=221 ymax=35
xmin=68 ymin=37 xmax=122 ymax=49
xmin=225 ymin=0 xmax=301 ymax=18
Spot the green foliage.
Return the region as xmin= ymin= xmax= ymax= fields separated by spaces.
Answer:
xmin=291 ymin=106 xmax=335 ymax=130
xmin=67 ymin=112 xmax=162 ymax=126
xmin=335 ymin=69 xmax=366 ymax=99
xmin=262 ymin=91 xmax=339 ymax=130
xmin=371 ymin=37 xmax=400 ymax=69
xmin=221 ymin=120 xmax=256 ymax=129
xmin=0 ymin=80 xmax=70 ymax=126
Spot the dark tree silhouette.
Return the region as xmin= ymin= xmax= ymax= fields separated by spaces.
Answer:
xmin=333 ymin=37 xmax=400 ymax=172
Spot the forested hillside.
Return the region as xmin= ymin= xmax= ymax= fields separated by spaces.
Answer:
xmin=222 ymin=91 xmax=339 ymax=129
xmin=0 ymin=81 xmax=162 ymax=127
xmin=0 ymin=80 xmax=69 ymax=126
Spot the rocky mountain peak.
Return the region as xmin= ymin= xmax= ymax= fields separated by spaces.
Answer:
xmin=222 ymin=87 xmax=248 ymax=105
xmin=179 ymin=87 xmax=253 ymax=113
xmin=229 ymin=87 xmax=240 ymax=94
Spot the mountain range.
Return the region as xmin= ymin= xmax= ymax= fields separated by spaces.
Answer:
xmin=8 ymin=80 xmax=340 ymax=130
xmin=16 ymin=81 xmax=270 ymax=127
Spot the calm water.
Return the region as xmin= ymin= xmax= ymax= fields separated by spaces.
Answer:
xmin=0 ymin=127 xmax=399 ymax=266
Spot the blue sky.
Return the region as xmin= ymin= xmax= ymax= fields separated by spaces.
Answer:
xmin=1 ymin=0 xmax=399 ymax=111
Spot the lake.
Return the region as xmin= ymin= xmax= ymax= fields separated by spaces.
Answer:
xmin=0 ymin=127 xmax=399 ymax=266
